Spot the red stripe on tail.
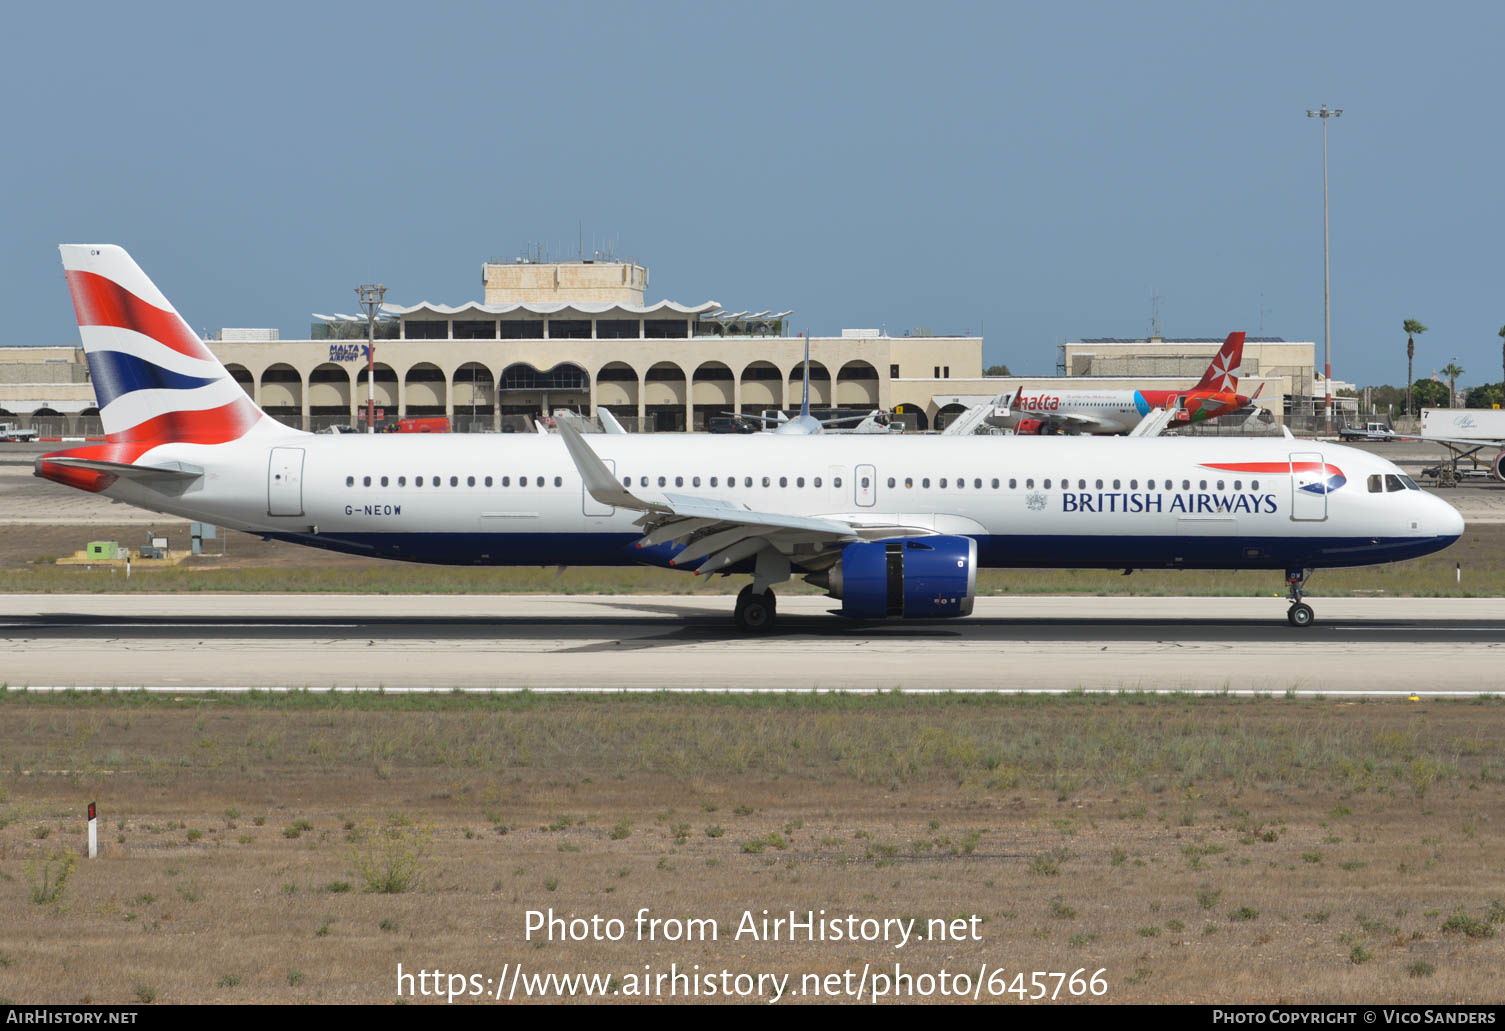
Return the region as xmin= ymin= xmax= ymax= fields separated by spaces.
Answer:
xmin=64 ymin=269 xmax=217 ymax=362
xmin=109 ymin=395 xmax=264 ymax=444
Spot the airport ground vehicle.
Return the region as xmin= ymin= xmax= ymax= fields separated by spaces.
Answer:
xmin=395 ymin=417 xmax=449 ymax=433
xmin=37 ymin=245 xmax=1465 ymax=631
xmin=1339 ymin=421 xmax=1396 ymax=442
xmin=1412 ymin=409 xmax=1505 ymax=482
xmin=0 ymin=422 xmax=39 ymax=442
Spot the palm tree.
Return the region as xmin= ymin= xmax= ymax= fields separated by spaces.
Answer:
xmin=1442 ymin=361 xmax=1464 ymax=408
xmin=1498 ymin=325 xmax=1505 ymax=394
xmin=1404 ymin=319 xmax=1427 ymax=416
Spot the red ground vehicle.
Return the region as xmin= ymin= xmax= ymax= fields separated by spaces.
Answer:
xmin=395 ymin=417 xmax=449 ymax=433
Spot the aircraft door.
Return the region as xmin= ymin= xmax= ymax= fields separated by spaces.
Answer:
xmin=267 ymin=447 xmax=305 ymax=517
xmin=584 ymin=458 xmax=615 ymax=517
xmin=1289 ymin=451 xmax=1328 ymax=521
xmin=855 ymin=463 xmax=877 ymax=507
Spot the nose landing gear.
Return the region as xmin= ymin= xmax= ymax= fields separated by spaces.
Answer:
xmin=1285 ymin=568 xmax=1314 ymax=627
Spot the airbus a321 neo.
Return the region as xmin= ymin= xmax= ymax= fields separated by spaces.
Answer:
xmin=38 ymin=246 xmax=1463 ymax=631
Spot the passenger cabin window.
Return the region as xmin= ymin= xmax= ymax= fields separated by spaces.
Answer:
xmin=399 ymin=476 xmax=407 ymax=487
xmin=536 ymin=477 xmax=544 ymax=487
xmin=450 ymin=476 xmax=459 ymax=487
xmin=554 ymin=476 xmax=562 ymax=487
xmin=814 ymin=477 xmax=823 ymax=488
xmin=363 ymin=476 xmax=371 ymax=487
xmin=710 ymin=477 xmax=719 ymax=487
xmin=484 ymin=476 xmax=492 ymax=487
xmin=797 ymin=477 xmax=805 ymax=487
xmin=345 ymin=476 xmax=354 ymax=487
xmin=1043 ymin=479 xmax=1052 ymax=489
xmin=467 ymin=476 xmax=475 ymax=487
xmin=834 ymin=477 xmax=842 ymax=488
xmin=380 ymin=476 xmax=389 ymax=487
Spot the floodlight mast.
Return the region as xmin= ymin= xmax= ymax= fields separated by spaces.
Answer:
xmin=355 ymin=283 xmax=386 ymax=433
xmin=1306 ymin=104 xmax=1341 ymax=435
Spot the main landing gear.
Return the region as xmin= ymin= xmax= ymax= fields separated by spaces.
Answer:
xmin=734 ymin=585 xmax=777 ymax=633
xmin=1285 ymin=568 xmax=1314 ymax=627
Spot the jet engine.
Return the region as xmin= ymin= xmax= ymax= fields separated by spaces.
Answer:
xmin=1494 ymin=450 xmax=1505 ymax=483
xmin=805 ymin=536 xmax=977 ymax=619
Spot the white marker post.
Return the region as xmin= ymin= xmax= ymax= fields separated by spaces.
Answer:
xmin=87 ymin=802 xmax=98 ymax=858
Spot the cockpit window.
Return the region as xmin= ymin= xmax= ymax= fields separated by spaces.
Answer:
xmin=1399 ymin=475 xmax=1421 ymax=490
xmin=1368 ymin=474 xmax=1383 ymax=493
xmin=1385 ymin=474 xmax=1405 ymax=493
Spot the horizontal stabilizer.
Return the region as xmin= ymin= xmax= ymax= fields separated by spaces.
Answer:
xmin=37 ymin=457 xmax=203 ymax=483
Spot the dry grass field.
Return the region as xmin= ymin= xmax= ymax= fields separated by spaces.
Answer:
xmin=2 ymin=692 xmax=1504 ymax=1004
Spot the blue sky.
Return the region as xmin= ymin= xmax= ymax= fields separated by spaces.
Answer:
xmin=3 ymin=0 xmax=1501 ymax=386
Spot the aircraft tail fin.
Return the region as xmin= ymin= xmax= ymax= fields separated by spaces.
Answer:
xmin=58 ymin=245 xmax=279 ymax=445
xmin=1190 ymin=331 xmax=1246 ymax=393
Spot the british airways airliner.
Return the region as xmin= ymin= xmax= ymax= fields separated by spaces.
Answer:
xmin=37 ymin=245 xmax=1463 ymax=632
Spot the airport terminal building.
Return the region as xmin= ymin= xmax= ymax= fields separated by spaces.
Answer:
xmin=1 ymin=252 xmax=1318 ymax=435
xmin=0 ymin=256 xmax=983 ymax=435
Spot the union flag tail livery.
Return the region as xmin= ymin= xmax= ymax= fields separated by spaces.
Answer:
xmin=1190 ymin=331 xmax=1245 ymax=393
xmin=59 ymin=244 xmax=278 ymax=447
xmin=46 ymin=246 xmax=283 ymax=491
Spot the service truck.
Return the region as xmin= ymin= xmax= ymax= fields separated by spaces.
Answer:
xmin=1339 ymin=420 xmax=1396 ymax=442
xmin=1417 ymin=408 xmax=1505 ymax=482
xmin=0 ymin=422 xmax=39 ymax=442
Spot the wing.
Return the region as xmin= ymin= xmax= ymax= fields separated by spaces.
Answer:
xmin=556 ymin=420 xmax=929 ymax=574
xmin=1026 ymin=409 xmax=1110 ymax=430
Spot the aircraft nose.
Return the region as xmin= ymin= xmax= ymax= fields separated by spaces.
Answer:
xmin=1432 ymin=494 xmax=1465 ymax=539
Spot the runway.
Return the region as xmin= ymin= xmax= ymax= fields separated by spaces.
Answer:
xmin=3 ymin=594 xmax=1502 ymax=693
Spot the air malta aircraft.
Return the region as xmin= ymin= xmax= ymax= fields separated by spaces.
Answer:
xmin=1006 ymin=332 xmax=1256 ymax=435
xmin=37 ymin=246 xmax=1463 ymax=631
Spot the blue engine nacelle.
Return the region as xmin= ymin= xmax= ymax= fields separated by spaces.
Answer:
xmin=808 ymin=535 xmax=977 ymax=619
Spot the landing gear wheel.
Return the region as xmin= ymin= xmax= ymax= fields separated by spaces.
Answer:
xmin=734 ymin=585 xmax=777 ymax=633
xmin=1287 ymin=603 xmax=1314 ymax=628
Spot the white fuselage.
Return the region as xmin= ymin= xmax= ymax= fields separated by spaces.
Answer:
xmin=1005 ymin=390 xmax=1147 ymax=433
xmin=86 ymin=430 xmax=1463 ymax=573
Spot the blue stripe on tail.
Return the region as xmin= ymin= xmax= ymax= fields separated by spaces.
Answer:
xmin=84 ymin=350 xmax=221 ymax=408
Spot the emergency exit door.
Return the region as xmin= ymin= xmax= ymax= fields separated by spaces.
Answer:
xmin=268 ymin=447 xmax=305 ymax=517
